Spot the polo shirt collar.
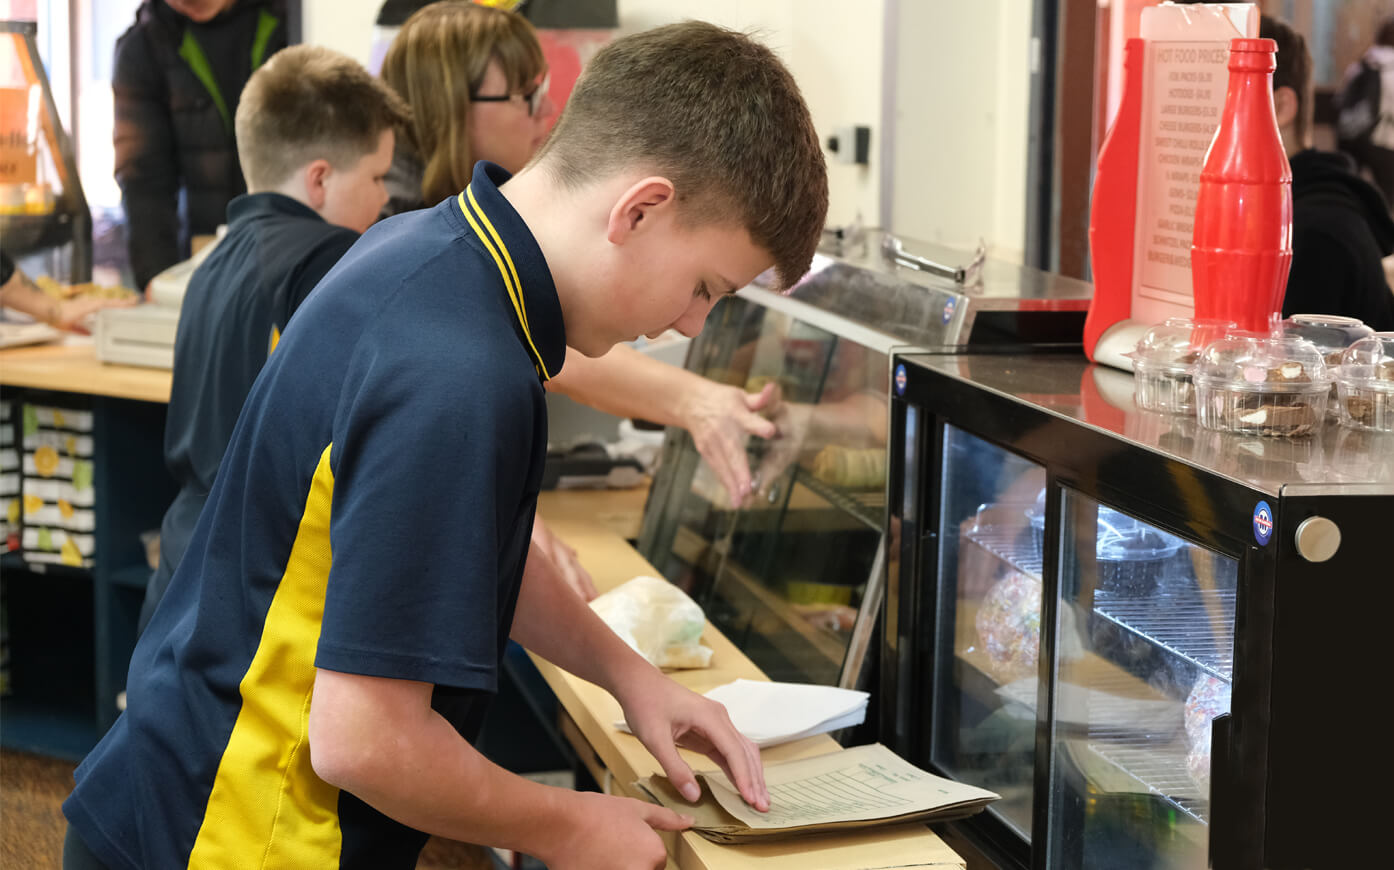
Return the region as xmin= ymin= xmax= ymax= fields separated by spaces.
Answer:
xmin=226 ymin=191 xmax=327 ymax=226
xmin=453 ymin=161 xmax=565 ymax=382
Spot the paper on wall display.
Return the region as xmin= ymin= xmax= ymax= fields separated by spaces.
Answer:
xmin=1131 ymin=3 xmax=1258 ymax=326
xmin=636 ymin=743 xmax=999 ymax=843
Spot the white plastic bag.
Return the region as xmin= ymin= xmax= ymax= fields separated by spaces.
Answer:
xmin=589 ymin=575 xmax=713 ymax=669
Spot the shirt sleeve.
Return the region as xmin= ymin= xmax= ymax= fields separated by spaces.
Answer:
xmin=314 ymin=308 xmax=540 ymax=690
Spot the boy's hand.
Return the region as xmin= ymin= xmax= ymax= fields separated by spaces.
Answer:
xmin=616 ymin=668 xmax=769 ymax=812
xmin=529 ymin=517 xmax=598 ymax=601
xmin=544 ymin=791 xmax=691 ymax=870
xmin=682 ymin=380 xmax=780 ymax=506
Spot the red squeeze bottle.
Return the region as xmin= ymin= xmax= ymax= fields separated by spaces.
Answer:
xmin=1190 ymin=37 xmax=1293 ymax=334
xmin=1084 ymin=38 xmax=1145 ymax=362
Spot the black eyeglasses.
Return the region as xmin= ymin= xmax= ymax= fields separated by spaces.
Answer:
xmin=471 ymin=73 xmax=550 ymax=117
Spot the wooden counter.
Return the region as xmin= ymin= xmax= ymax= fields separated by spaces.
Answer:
xmin=0 ymin=340 xmax=172 ymax=404
xmin=534 ymin=491 xmax=965 ymax=870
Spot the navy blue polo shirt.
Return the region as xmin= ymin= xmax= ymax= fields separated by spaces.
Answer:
xmin=146 ymin=192 xmax=359 ymax=630
xmin=64 ymin=162 xmax=565 ymax=869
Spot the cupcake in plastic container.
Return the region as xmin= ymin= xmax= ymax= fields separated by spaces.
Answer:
xmin=1026 ymin=492 xmax=1184 ymax=597
xmin=1194 ymin=336 xmax=1332 ymax=437
xmin=1335 ymin=332 xmax=1394 ymax=433
xmin=1275 ymin=314 xmax=1374 ymax=417
xmin=1095 ymin=510 xmax=1184 ymax=597
xmin=1131 ymin=318 xmax=1236 ymax=413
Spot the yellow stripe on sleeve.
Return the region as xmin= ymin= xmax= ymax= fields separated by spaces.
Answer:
xmin=188 ymin=444 xmax=342 ymax=869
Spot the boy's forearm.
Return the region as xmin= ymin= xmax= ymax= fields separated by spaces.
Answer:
xmin=309 ymin=671 xmax=581 ymax=859
xmin=549 ymin=344 xmax=693 ymax=426
xmin=510 ymin=543 xmax=655 ymax=696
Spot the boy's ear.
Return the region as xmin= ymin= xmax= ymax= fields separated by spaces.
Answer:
xmin=1273 ymin=85 xmax=1298 ymax=129
xmin=606 ymin=177 xmax=676 ymax=245
xmin=303 ymin=159 xmax=333 ymax=210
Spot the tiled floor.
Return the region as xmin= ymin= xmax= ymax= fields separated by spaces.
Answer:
xmin=0 ymin=749 xmax=504 ymax=869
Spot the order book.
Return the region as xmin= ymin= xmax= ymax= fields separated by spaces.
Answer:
xmin=635 ymin=743 xmax=999 ymax=844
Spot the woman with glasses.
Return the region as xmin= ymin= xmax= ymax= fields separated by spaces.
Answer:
xmin=379 ymin=2 xmax=555 ymax=218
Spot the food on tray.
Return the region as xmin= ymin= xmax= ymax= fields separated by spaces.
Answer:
xmin=1183 ymin=674 xmax=1231 ymax=793
xmin=1187 ymin=727 xmax=1213 ymax=794
xmin=33 ymin=275 xmax=139 ymax=302
xmin=810 ymin=445 xmax=885 ymax=489
xmin=792 ymin=602 xmax=858 ymax=633
xmin=975 ymin=569 xmax=1041 ymax=683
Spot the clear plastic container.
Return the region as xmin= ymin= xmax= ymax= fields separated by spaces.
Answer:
xmin=1194 ymin=336 xmax=1332 ymax=437
xmin=1026 ymin=493 xmax=1184 ymax=596
xmin=1335 ymin=332 xmax=1394 ymax=433
xmin=1275 ymin=314 xmax=1375 ymax=367
xmin=1095 ymin=509 xmax=1184 ymax=597
xmin=1275 ymin=314 xmax=1374 ymax=417
xmin=1130 ymin=317 xmax=1236 ymax=413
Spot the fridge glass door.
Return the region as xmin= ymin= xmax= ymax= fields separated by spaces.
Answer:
xmin=930 ymin=424 xmax=1046 ymax=838
xmin=1045 ymin=489 xmax=1237 ymax=869
xmin=640 ymin=297 xmax=889 ymax=687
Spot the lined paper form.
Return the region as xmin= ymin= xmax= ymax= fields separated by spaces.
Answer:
xmin=637 ymin=744 xmax=999 ymax=843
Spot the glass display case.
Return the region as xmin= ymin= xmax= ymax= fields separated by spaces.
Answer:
xmin=887 ymin=352 xmax=1393 ymax=870
xmin=638 ymin=233 xmax=1093 ymax=691
xmin=1 ymin=19 xmax=91 ymax=282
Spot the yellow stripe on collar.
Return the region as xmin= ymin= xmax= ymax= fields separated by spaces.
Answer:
xmin=457 ymin=188 xmax=551 ymax=381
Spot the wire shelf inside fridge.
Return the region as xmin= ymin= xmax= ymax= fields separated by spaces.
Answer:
xmin=962 ymin=525 xmax=1234 ymax=682
xmin=1093 ymin=591 xmax=1236 ymax=682
xmin=960 ymin=524 xmax=1043 ymax=578
xmin=1084 ymin=731 xmax=1210 ymax=825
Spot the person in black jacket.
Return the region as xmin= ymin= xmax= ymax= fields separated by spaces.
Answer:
xmin=112 ymin=0 xmax=286 ymax=291
xmin=1263 ymin=15 xmax=1394 ymax=331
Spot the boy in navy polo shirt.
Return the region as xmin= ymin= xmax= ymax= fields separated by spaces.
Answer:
xmin=65 ymin=21 xmax=828 ymax=870
xmin=143 ymin=44 xmax=408 ymax=633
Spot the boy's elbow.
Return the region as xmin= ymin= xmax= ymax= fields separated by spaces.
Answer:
xmin=307 ymin=694 xmax=381 ymax=791
xmin=307 ymin=707 xmax=356 ymax=789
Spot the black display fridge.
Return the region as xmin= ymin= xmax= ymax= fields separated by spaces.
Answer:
xmin=883 ymin=352 xmax=1393 ymax=870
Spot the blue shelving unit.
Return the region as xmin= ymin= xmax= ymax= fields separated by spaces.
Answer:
xmin=0 ymin=389 xmax=174 ymax=758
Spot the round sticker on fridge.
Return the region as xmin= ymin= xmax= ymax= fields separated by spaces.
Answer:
xmin=1252 ymin=500 xmax=1274 ymax=545
xmin=894 ymin=363 xmax=907 ymax=396
xmin=942 ymin=298 xmax=956 ymax=324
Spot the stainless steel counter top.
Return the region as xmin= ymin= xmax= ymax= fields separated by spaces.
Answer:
xmin=902 ymin=353 xmax=1394 ymax=497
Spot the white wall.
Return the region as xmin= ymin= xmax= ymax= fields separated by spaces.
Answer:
xmin=302 ymin=0 xmax=380 ymax=68
xmin=618 ymin=0 xmax=885 ymax=231
xmin=889 ymin=0 xmax=1032 ymax=264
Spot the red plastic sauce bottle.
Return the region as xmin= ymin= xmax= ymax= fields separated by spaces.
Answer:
xmin=1084 ymin=38 xmax=1145 ymax=362
xmin=1190 ymin=37 xmax=1292 ymax=334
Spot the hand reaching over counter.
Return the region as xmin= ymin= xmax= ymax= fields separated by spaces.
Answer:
xmin=548 ymin=344 xmax=778 ymax=505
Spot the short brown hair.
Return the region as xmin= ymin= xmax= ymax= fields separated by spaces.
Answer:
xmin=532 ymin=21 xmax=828 ymax=290
xmin=235 ymin=45 xmax=410 ymax=190
xmin=380 ymin=2 xmax=545 ymax=205
xmin=1261 ymin=15 xmax=1313 ymax=147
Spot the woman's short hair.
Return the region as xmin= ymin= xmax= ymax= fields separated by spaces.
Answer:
xmin=380 ymin=1 xmax=545 ymax=205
